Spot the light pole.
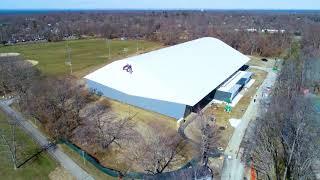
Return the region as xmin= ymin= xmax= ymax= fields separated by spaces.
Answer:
xmin=82 ymin=150 xmax=86 ymax=165
xmin=65 ymin=44 xmax=72 ymax=74
xmin=106 ymin=38 xmax=111 ymax=60
xmin=136 ymin=24 xmax=140 ymax=53
xmin=136 ymin=37 xmax=139 ymax=53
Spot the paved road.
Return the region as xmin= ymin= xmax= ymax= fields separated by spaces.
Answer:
xmin=221 ymin=67 xmax=277 ymax=180
xmin=313 ymin=160 xmax=320 ymax=180
xmin=0 ymin=100 xmax=94 ymax=180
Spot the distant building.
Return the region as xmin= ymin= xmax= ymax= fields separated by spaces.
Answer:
xmin=246 ymin=28 xmax=257 ymax=32
xmin=261 ymin=29 xmax=286 ymax=34
xmin=84 ymin=37 xmax=250 ymax=119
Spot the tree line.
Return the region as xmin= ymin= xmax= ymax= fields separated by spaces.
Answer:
xmin=3 ymin=11 xmax=320 ymax=56
xmin=242 ymin=39 xmax=320 ymax=179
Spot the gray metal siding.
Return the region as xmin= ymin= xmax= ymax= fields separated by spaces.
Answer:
xmin=214 ymin=84 xmax=242 ymax=101
xmin=238 ymin=78 xmax=248 ymax=85
xmin=214 ymin=90 xmax=232 ymax=102
xmin=86 ymin=80 xmax=186 ymax=119
xmin=238 ymin=72 xmax=252 ymax=85
xmin=230 ymin=84 xmax=242 ymax=100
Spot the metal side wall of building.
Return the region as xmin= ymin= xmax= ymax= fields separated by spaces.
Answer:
xmin=87 ymin=79 xmax=187 ymax=119
xmin=214 ymin=90 xmax=232 ymax=101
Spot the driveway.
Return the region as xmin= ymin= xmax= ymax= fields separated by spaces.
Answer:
xmin=0 ymin=99 xmax=94 ymax=180
xmin=221 ymin=67 xmax=278 ymax=180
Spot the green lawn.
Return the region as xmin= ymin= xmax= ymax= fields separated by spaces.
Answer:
xmin=0 ymin=39 xmax=162 ymax=77
xmin=0 ymin=110 xmax=57 ymax=180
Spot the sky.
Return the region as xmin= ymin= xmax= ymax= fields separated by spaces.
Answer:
xmin=1 ymin=0 xmax=320 ymax=10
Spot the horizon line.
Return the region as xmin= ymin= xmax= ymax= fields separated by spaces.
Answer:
xmin=1 ymin=8 xmax=320 ymax=11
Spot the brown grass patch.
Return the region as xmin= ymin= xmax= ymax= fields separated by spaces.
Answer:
xmin=49 ymin=166 xmax=75 ymax=180
xmin=246 ymin=55 xmax=276 ymax=69
xmin=72 ymin=98 xmax=196 ymax=173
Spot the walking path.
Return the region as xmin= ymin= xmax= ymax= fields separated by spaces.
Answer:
xmin=313 ymin=160 xmax=320 ymax=180
xmin=0 ymin=99 xmax=94 ymax=180
xmin=221 ymin=67 xmax=277 ymax=180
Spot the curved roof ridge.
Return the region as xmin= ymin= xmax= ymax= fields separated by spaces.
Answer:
xmin=84 ymin=37 xmax=250 ymax=105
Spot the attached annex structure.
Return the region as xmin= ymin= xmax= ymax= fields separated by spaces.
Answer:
xmin=84 ymin=37 xmax=250 ymax=119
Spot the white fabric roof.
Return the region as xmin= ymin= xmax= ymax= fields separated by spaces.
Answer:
xmin=84 ymin=37 xmax=250 ymax=106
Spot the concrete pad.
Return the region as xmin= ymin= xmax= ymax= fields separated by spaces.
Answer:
xmin=211 ymin=93 xmax=243 ymax=107
xmin=245 ymin=79 xmax=255 ymax=88
xmin=211 ymin=99 xmax=224 ymax=105
xmin=230 ymin=94 xmax=243 ymax=107
xmin=229 ymin=118 xmax=241 ymax=128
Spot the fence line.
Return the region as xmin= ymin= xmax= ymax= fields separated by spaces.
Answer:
xmin=60 ymin=139 xmax=198 ymax=179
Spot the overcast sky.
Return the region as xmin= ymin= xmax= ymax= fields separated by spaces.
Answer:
xmin=1 ymin=0 xmax=320 ymax=10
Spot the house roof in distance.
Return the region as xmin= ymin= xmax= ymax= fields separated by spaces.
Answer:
xmin=84 ymin=37 xmax=250 ymax=106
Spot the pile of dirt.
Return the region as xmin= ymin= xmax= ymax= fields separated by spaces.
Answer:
xmin=49 ymin=166 xmax=75 ymax=180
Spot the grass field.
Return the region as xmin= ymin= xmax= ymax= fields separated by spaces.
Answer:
xmin=0 ymin=39 xmax=162 ymax=77
xmin=0 ymin=110 xmax=58 ymax=180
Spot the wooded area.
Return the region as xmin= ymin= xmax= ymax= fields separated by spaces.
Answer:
xmin=242 ymin=37 xmax=320 ymax=179
xmin=2 ymin=11 xmax=318 ymax=56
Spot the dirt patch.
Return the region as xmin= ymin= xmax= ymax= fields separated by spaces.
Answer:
xmin=246 ymin=55 xmax=276 ymax=68
xmin=26 ymin=60 xmax=39 ymax=66
xmin=0 ymin=52 xmax=20 ymax=57
xmin=49 ymin=166 xmax=75 ymax=180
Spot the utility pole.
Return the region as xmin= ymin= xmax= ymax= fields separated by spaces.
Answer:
xmin=82 ymin=150 xmax=86 ymax=165
xmin=136 ymin=24 xmax=140 ymax=53
xmin=65 ymin=44 xmax=72 ymax=74
xmin=0 ymin=24 xmax=6 ymax=45
xmin=123 ymin=48 xmax=128 ymax=57
xmin=0 ymin=26 xmax=3 ymax=44
xmin=106 ymin=38 xmax=111 ymax=60
xmin=11 ymin=121 xmax=17 ymax=170
xmin=136 ymin=37 xmax=139 ymax=53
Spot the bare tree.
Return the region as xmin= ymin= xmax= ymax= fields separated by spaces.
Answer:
xmin=93 ymin=105 xmax=136 ymax=150
xmin=76 ymin=102 xmax=136 ymax=151
xmin=0 ymin=56 xmax=38 ymax=98
xmin=243 ymin=48 xmax=320 ymax=180
xmin=22 ymin=76 xmax=89 ymax=140
xmin=243 ymin=116 xmax=283 ymax=180
xmin=143 ymin=165 xmax=213 ymax=180
xmin=130 ymin=129 xmax=186 ymax=175
xmin=195 ymin=112 xmax=219 ymax=166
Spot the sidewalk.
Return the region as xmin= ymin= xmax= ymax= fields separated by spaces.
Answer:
xmin=221 ymin=67 xmax=277 ymax=180
xmin=0 ymin=100 xmax=94 ymax=180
